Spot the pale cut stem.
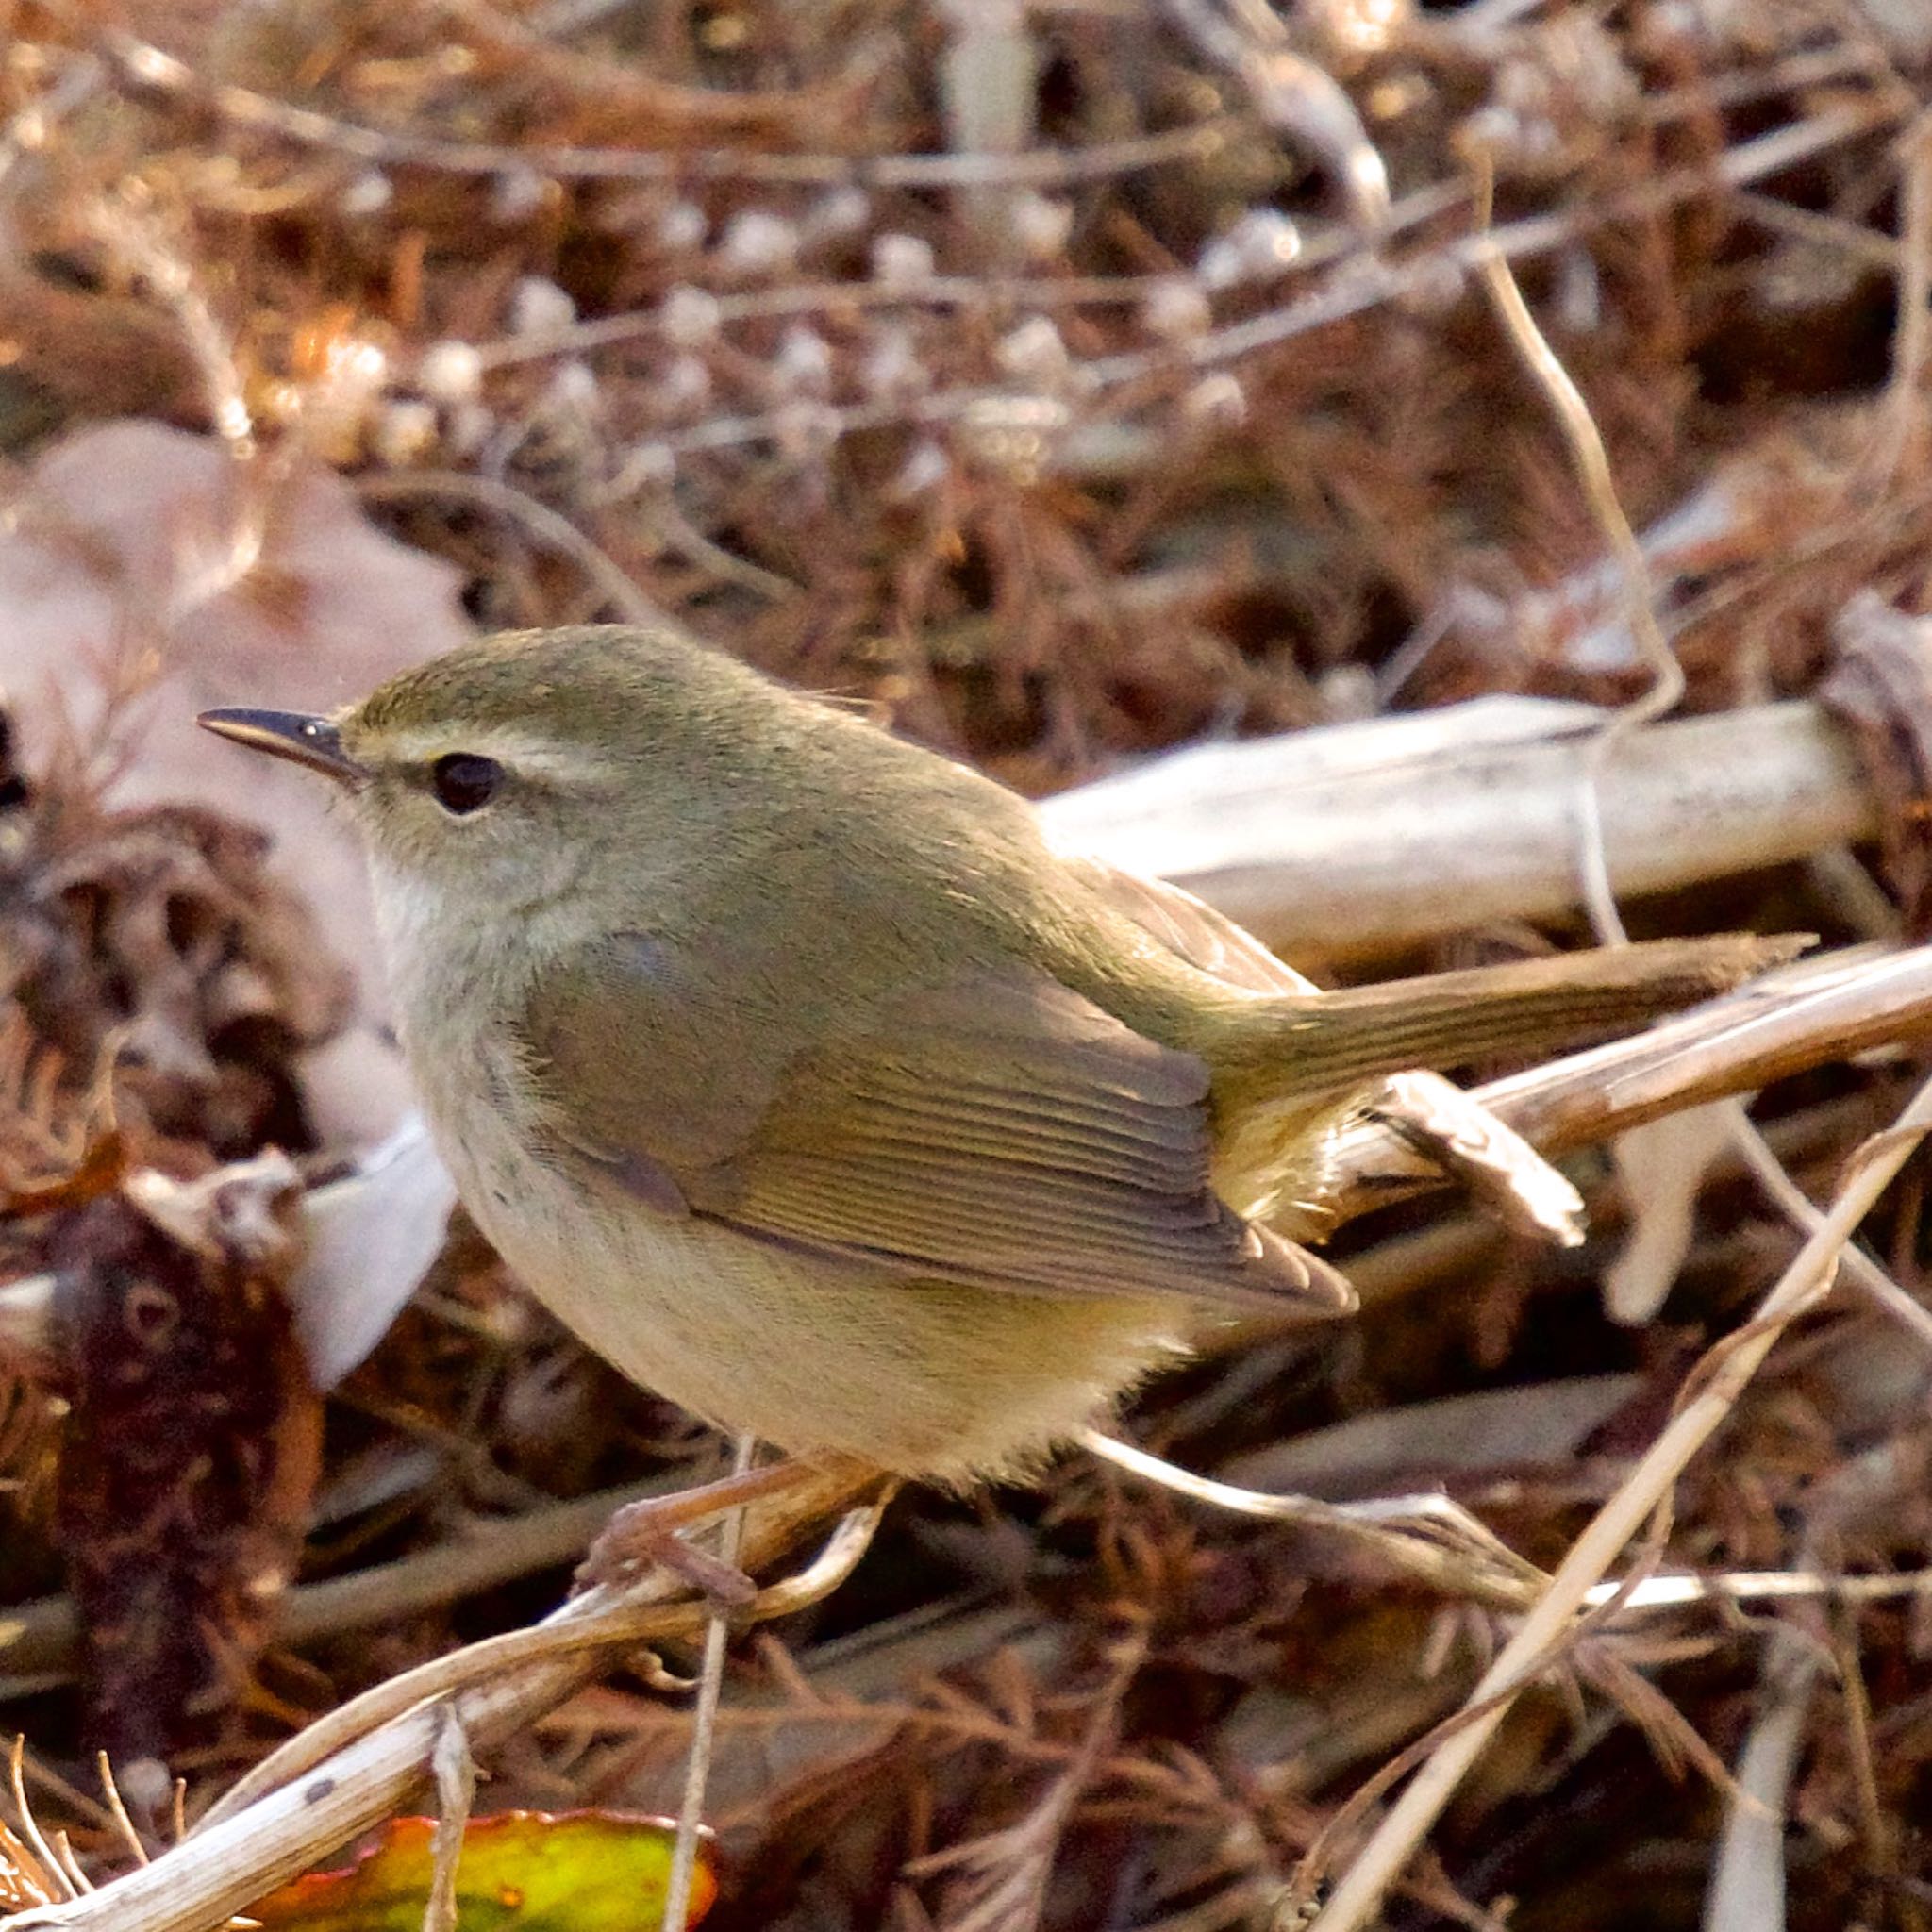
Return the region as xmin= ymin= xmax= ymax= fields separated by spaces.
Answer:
xmin=1323 ymin=944 xmax=1932 ymax=1220
xmin=423 ymin=1708 xmax=475 ymax=1932
xmin=1041 ymin=698 xmax=1874 ymax=966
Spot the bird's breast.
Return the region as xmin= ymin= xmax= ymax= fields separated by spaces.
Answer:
xmin=408 ymin=1045 xmax=1190 ymax=1480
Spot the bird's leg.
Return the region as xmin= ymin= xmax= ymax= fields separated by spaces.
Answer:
xmin=576 ymin=1452 xmax=877 ymax=1597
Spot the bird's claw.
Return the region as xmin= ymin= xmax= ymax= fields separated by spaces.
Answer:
xmin=575 ymin=1498 xmax=758 ymax=1605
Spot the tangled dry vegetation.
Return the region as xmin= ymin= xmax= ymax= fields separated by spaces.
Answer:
xmin=6 ymin=0 xmax=1932 ymax=1927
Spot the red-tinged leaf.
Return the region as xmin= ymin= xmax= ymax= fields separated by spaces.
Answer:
xmin=244 ymin=1810 xmax=716 ymax=1931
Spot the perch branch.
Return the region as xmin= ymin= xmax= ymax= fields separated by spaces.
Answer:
xmin=6 ymin=1463 xmax=886 ymax=1932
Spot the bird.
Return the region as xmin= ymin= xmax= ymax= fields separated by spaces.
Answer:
xmin=198 ymin=625 xmax=1792 ymax=1541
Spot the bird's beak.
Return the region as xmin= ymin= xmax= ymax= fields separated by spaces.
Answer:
xmin=196 ymin=708 xmax=366 ymax=786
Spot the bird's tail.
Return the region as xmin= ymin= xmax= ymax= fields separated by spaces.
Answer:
xmin=1214 ymin=932 xmax=1807 ymax=1104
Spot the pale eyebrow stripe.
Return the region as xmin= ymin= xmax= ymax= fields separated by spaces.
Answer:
xmin=380 ymin=726 xmax=606 ymax=783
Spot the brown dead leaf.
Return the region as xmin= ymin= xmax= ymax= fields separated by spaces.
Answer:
xmin=0 ymin=421 xmax=474 ymax=1142
xmin=0 ymin=791 xmax=351 ymax=1162
xmin=50 ymin=1153 xmax=322 ymax=1766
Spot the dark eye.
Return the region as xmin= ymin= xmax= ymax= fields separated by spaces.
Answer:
xmin=429 ymin=753 xmax=504 ymax=815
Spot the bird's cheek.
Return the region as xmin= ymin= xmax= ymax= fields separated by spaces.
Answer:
xmin=365 ymin=856 xmax=449 ymax=977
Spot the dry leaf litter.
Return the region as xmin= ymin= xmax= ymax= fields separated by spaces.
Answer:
xmin=1 ymin=2 xmax=1931 ymax=1928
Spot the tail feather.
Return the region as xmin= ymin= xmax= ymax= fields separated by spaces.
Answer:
xmin=1220 ymin=933 xmax=1808 ymax=1102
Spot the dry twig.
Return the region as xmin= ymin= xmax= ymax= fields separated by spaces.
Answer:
xmin=1305 ymin=1076 xmax=1932 ymax=1930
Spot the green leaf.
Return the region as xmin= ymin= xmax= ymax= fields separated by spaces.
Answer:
xmin=244 ymin=1809 xmax=715 ymax=1930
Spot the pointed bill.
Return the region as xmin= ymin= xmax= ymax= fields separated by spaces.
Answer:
xmin=197 ymin=708 xmax=364 ymax=785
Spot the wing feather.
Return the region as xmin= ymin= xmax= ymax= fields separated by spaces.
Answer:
xmin=518 ymin=941 xmax=1351 ymax=1319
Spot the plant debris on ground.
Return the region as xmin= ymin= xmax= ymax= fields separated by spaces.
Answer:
xmin=4 ymin=1 xmax=1932 ymax=1927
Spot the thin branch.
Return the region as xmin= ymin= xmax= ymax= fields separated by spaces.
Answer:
xmin=1874 ymin=110 xmax=1932 ymax=479
xmin=1468 ymin=144 xmax=1683 ymax=940
xmin=1080 ymin=1429 xmax=1544 ymax=1608
xmin=96 ymin=33 xmax=1238 ymax=188
xmin=72 ymin=191 xmax=254 ymax=461
xmin=358 ymin=470 xmax=673 ymax=628
xmin=465 ymin=180 xmax=1471 ymax=375
xmin=1080 ymin=105 xmax=1891 ymax=387
xmin=661 ymin=1434 xmax=754 ymax=1932
xmin=1732 ymin=189 xmax=1901 ymax=271
xmin=422 ymin=1708 xmax=475 ymax=1932
xmin=1473 ymin=152 xmax=1932 ymax=1362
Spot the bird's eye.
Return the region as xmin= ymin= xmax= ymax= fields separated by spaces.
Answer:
xmin=429 ymin=753 xmax=504 ymax=815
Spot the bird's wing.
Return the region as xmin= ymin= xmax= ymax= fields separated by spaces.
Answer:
xmin=1071 ymin=859 xmax=1587 ymax=1240
xmin=517 ymin=940 xmax=1353 ymax=1319
xmin=1058 ymin=858 xmax=1317 ymax=996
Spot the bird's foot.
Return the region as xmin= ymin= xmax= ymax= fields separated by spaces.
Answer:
xmin=574 ymin=1456 xmax=824 ymax=1599
xmin=578 ymin=1514 xmax=758 ymax=1604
